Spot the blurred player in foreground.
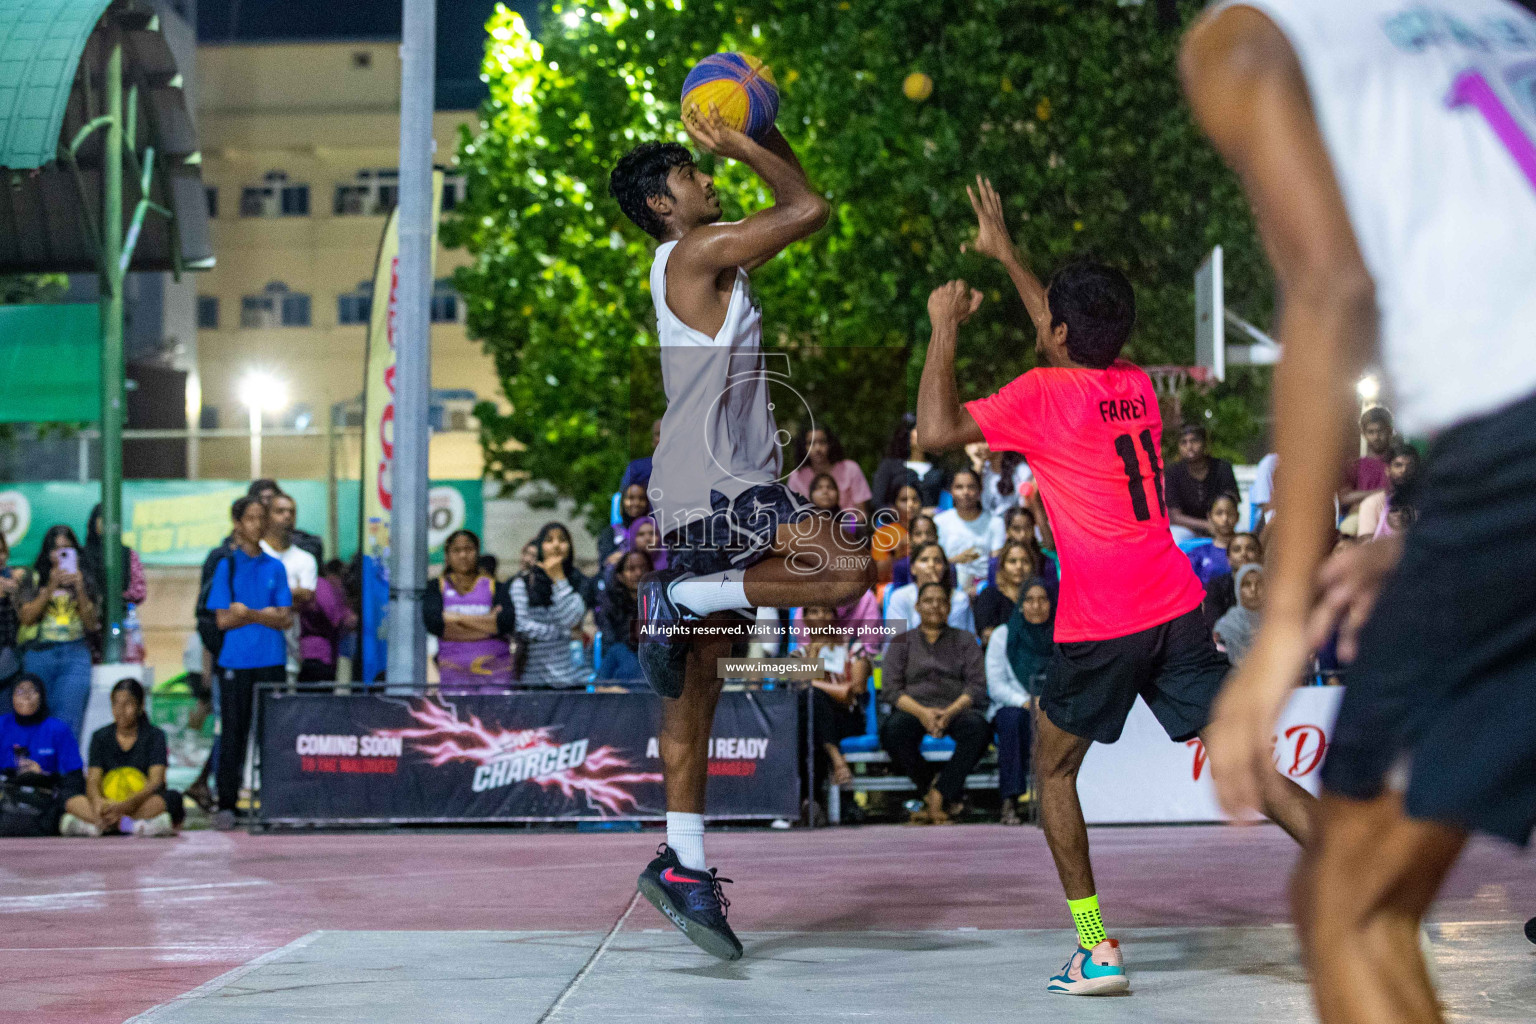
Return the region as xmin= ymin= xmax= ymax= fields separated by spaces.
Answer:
xmin=1182 ymin=2 xmax=1536 ymax=1022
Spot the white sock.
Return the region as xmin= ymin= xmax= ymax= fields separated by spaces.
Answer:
xmin=668 ymin=571 xmax=751 ymax=616
xmin=666 ymin=811 xmax=707 ymax=871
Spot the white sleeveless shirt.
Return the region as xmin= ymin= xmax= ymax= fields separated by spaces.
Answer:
xmin=1213 ymin=0 xmax=1536 ymax=436
xmin=647 ymin=241 xmax=781 ymax=534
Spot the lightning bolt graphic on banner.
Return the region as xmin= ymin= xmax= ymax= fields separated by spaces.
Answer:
xmin=378 ymin=699 xmax=661 ymax=815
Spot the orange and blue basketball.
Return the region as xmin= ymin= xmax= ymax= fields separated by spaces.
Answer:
xmin=681 ymin=52 xmax=779 ymax=140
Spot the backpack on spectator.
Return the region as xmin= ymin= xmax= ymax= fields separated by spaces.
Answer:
xmin=195 ymin=549 xmax=236 ymax=658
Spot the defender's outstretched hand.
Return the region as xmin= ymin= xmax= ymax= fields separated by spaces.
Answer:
xmin=928 ymin=280 xmax=984 ymax=329
xmin=683 ymin=102 xmax=755 ymax=162
xmin=962 ymin=175 xmax=1016 ymax=264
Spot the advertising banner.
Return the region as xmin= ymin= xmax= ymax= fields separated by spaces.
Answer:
xmin=359 ymin=170 xmax=446 ymax=685
xmin=1077 ymin=686 xmax=1344 ymax=824
xmin=0 ymin=479 xmax=479 ymax=568
xmin=258 ymin=688 xmax=801 ymax=823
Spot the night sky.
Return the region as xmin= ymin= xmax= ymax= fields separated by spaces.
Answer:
xmin=195 ymin=1 xmax=543 ymax=109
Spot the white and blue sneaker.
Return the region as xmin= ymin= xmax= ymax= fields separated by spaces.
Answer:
xmin=1047 ymin=938 xmax=1129 ymax=995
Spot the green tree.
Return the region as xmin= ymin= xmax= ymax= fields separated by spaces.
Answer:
xmin=445 ymin=0 xmax=1273 ymax=532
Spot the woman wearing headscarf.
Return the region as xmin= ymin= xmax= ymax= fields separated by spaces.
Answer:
xmin=1214 ymin=563 xmax=1265 ymax=668
xmin=619 ymin=515 xmax=668 ymax=572
xmin=599 ymin=482 xmax=652 ymax=570
xmin=985 ymin=579 xmax=1054 ymax=825
xmin=512 ymin=522 xmax=592 ymax=687
xmin=0 ymin=674 xmax=89 ymax=836
xmin=596 ymin=549 xmax=652 ymax=682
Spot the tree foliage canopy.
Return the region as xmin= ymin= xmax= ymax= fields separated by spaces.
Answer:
xmin=445 ymin=0 xmax=1274 ymax=533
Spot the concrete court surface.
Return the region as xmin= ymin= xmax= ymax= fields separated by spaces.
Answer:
xmin=1 ymin=823 xmax=1531 ymax=1022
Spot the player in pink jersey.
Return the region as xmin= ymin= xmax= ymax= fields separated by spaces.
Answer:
xmin=916 ymin=177 xmax=1314 ymax=996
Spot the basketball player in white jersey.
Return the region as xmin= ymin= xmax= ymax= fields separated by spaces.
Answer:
xmin=1182 ymin=2 xmax=1536 ymax=1021
xmin=607 ymin=107 xmax=874 ymax=960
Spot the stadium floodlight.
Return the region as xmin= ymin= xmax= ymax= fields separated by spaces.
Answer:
xmin=1195 ymin=245 xmax=1282 ymax=382
xmin=239 ymin=371 xmax=289 ymax=478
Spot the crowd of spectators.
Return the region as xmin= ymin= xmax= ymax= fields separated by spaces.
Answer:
xmin=0 ymin=401 xmax=1418 ymax=834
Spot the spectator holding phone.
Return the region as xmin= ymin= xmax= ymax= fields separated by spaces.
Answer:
xmin=0 ymin=674 xmax=92 ymax=836
xmin=17 ymin=525 xmax=98 ymax=737
xmin=204 ymin=497 xmax=291 ymax=830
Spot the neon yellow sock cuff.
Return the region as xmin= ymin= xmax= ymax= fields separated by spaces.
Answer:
xmin=1067 ymin=894 xmax=1107 ymax=949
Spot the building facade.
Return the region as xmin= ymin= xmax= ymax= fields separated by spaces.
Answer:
xmin=192 ymin=38 xmax=495 ymax=481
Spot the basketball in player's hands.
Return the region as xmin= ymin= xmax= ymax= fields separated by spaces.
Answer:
xmin=682 ymin=52 xmax=779 ymax=140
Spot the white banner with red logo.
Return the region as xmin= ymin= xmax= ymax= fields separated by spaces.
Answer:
xmin=1077 ymin=686 xmax=1343 ymax=824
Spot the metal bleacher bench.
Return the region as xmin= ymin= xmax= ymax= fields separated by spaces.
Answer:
xmin=827 ymin=659 xmax=999 ymax=825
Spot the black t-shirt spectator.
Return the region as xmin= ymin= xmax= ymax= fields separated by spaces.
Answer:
xmin=1165 ymin=457 xmax=1239 ymax=521
xmin=89 ymin=721 xmax=169 ymax=778
xmin=972 ymin=585 xmax=1017 ymax=638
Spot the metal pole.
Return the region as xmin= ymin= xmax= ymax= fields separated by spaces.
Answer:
xmin=249 ymin=403 xmax=261 ymax=478
xmin=387 ymin=0 xmax=435 ymax=687
xmin=100 ymin=27 xmax=126 ymax=654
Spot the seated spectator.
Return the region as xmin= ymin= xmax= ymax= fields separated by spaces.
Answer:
xmin=1201 ymin=531 xmax=1263 ymax=631
xmin=513 ymin=522 xmax=590 ymax=687
xmin=1186 ymin=493 xmax=1243 ymax=585
xmin=794 ymin=605 xmax=871 ymax=803
xmin=872 ymin=482 xmax=923 ymax=583
xmin=1383 ymin=495 xmax=1418 ymax=536
xmin=83 ymin=502 xmax=147 ymax=613
xmin=425 ymin=530 xmax=515 ymax=692
xmin=17 ymin=525 xmax=99 ymax=738
xmin=72 ymin=678 xmax=183 ymax=836
xmin=969 ymin=444 xmax=1033 ymax=517
xmin=1165 ymin=424 xmax=1240 ymax=541
xmin=619 ymin=515 xmax=668 ymax=572
xmin=0 ymin=532 xmax=22 ymax=696
xmin=790 ymin=587 xmax=886 ymax=658
xmin=0 ymin=674 xmax=88 ymax=837
xmin=886 ymin=542 xmax=975 ymax=634
xmin=879 ymin=583 xmax=991 ymax=825
xmin=619 ymin=418 xmax=662 ymax=494
xmin=986 ymin=579 xmax=1054 ymax=825
xmin=934 ymin=468 xmax=1001 ymax=594
xmin=1355 ymin=441 xmax=1421 ymax=538
xmin=986 ymin=505 xmax=1058 ymax=593
xmin=599 ymin=482 xmax=652 ymax=570
xmin=1214 ymin=564 xmax=1265 ymax=667
xmin=973 ymin=541 xmax=1037 ymax=645
xmin=519 ymin=541 xmax=538 ymax=573
xmin=787 ymin=426 xmax=872 ymax=523
xmin=1338 ymin=407 xmax=1395 ymax=519
xmin=596 ymin=549 xmax=651 ymax=681
xmin=888 ymin=513 xmax=939 ymax=588
xmin=871 ymin=413 xmax=948 ymax=512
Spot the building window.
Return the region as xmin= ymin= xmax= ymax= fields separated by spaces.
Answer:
xmin=430 ymin=279 xmax=463 ymax=323
xmin=441 ymin=173 xmax=467 ymax=212
xmin=241 ymin=282 xmax=310 ymax=328
xmin=197 ymin=295 xmax=219 ymax=329
xmin=334 ymin=169 xmax=398 ymax=216
xmin=241 ymin=171 xmax=309 ymax=218
xmin=206 ymin=186 xmax=218 ymax=219
xmin=337 ymin=281 xmax=373 ymax=325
